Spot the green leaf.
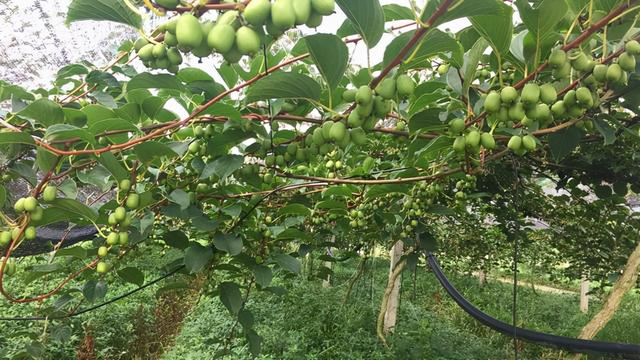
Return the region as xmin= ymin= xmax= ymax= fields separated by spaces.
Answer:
xmin=515 ymin=0 xmax=568 ymax=41
xmin=245 ymin=72 xmax=321 ymax=103
xmin=384 ymin=29 xmax=464 ymax=69
xmin=117 ymin=267 xmax=144 ymax=287
xmin=272 ymin=253 xmax=301 ymax=273
xmin=383 ymin=4 xmax=414 ymax=21
xmin=219 ymin=282 xmax=243 ymax=315
xmin=366 ymin=184 xmax=411 ymax=198
xmin=462 ymin=38 xmax=490 ymax=97
xmin=45 ymin=124 xmax=96 ymax=144
xmin=253 ymin=265 xmax=273 ymax=288
xmin=409 ymin=108 xmax=446 ymax=133
xmin=594 ymin=116 xmax=616 ymax=145
xmin=245 ymin=329 xmax=262 ymax=356
xmin=97 ymin=153 xmax=129 ymax=181
xmin=19 ymin=98 xmax=65 ymax=127
xmin=66 ymin=0 xmax=142 ymax=29
xmin=278 ymin=203 xmax=311 ymax=217
xmin=164 ymin=230 xmax=190 ymax=249
xmin=169 ymin=189 xmax=190 ymax=211
xmin=0 ymin=132 xmax=35 ymax=146
xmin=336 ymin=0 xmax=385 ymax=47
xmin=0 ymin=186 xmax=5 ymax=208
xmin=36 ymin=147 xmax=57 ymax=173
xmin=305 ymin=34 xmax=349 ymax=90
xmin=469 ymin=3 xmax=513 ymax=54
xmin=422 ymin=0 xmax=510 ymax=27
xmin=200 ymin=155 xmax=245 ymax=180
xmin=128 ymin=73 xmax=185 ymax=92
xmin=83 ymin=280 xmax=107 ymax=303
xmin=88 ymin=118 xmax=139 ymax=136
xmin=548 ymin=126 xmax=582 ymax=162
xmin=184 ymin=243 xmax=213 ymax=273
xmin=213 ymin=233 xmax=243 ymax=256
xmin=49 ymin=198 xmax=98 ymax=222
xmin=134 ymin=141 xmax=178 ymax=163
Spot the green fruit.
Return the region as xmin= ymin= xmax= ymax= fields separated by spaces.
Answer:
xmin=437 ymin=64 xmax=449 ymax=75
xmin=329 ymin=122 xmax=347 ymax=142
xmin=350 ymin=128 xmax=368 ymax=145
xmin=165 ymin=19 xmax=178 ymax=34
xmin=119 ymin=232 xmax=129 ymax=246
xmin=576 ymin=87 xmax=592 ymax=106
xmin=347 ymin=111 xmax=363 ymax=128
xmin=549 ymin=49 xmax=567 ymax=68
xmin=5 ymin=259 xmax=16 ymax=276
xmin=98 ymin=246 xmax=108 ymax=257
xmin=480 ymin=133 xmax=496 ymax=150
xmin=465 ymin=130 xmax=481 ymax=149
xmin=30 ymin=207 xmax=44 ymax=222
xmin=553 ymin=62 xmax=571 ymax=79
xmin=236 ymin=26 xmax=262 ymax=55
xmin=373 ymin=97 xmax=392 ymax=118
xmin=292 ymin=0 xmax=312 ymax=25
xmin=343 ymin=89 xmax=357 ymax=102
xmin=134 ymin=38 xmax=149 ymax=52
xmin=11 ymin=227 xmax=21 ymax=241
xmin=521 ymin=83 xmax=540 ymax=104
xmin=449 ymin=118 xmax=465 ymax=134
xmin=497 ymin=107 xmax=509 ymax=123
xmin=126 ymin=193 xmax=140 ymax=209
xmin=539 ymin=84 xmax=557 ymax=105
xmin=24 ymin=226 xmax=36 ymax=240
xmin=0 ymin=231 xmax=11 ymax=246
xmin=152 ymin=43 xmax=166 ymax=58
xmin=23 ymin=197 xmax=37 ymax=213
xmin=625 ymin=40 xmax=640 ymax=55
xmin=356 ymin=85 xmax=373 ymax=106
xmin=218 ymin=10 xmax=240 ymax=27
xmin=96 ymin=262 xmax=109 ymax=274
xmin=164 ymin=31 xmax=178 ymax=47
xmin=156 ymin=0 xmax=180 ymax=9
xmin=452 ymin=136 xmax=466 ymax=153
xmin=322 ymin=121 xmax=334 ymax=140
xmin=508 ymin=102 xmax=526 ymax=122
xmin=311 ymin=0 xmax=335 ymax=15
xmin=522 ymin=135 xmax=537 ymax=151
xmin=551 ymin=100 xmax=566 ymax=117
xmin=568 ymin=106 xmax=585 ymax=118
xmin=176 ymin=13 xmax=204 ymax=50
xmin=106 ymin=232 xmax=119 ymax=246
xmin=243 ymin=0 xmax=271 ymax=26
xmin=593 ymin=64 xmax=608 ymax=82
xmin=618 ymin=52 xmax=636 ymax=72
xmin=43 ymin=185 xmax=57 ymax=202
xmin=500 ymin=86 xmax=518 ymax=104
xmin=375 ymin=78 xmax=396 ymax=100
xmin=356 ymin=102 xmax=374 ymax=117
xmin=507 ymin=136 xmax=522 ymax=151
xmin=312 ymin=127 xmax=326 ymax=145
xmin=532 ymin=103 xmax=551 ymax=121
xmin=570 ymin=51 xmax=591 ymax=72
xmin=191 ymin=40 xmax=212 ymax=58
xmin=223 ymin=46 xmax=243 ymax=63
xmin=167 ymin=48 xmax=183 ymax=65
xmin=119 ymin=179 xmax=131 ymax=192
xmin=337 ymin=128 xmax=351 ymax=149
xmin=396 ymin=75 xmax=415 ymax=97
xmin=272 ymin=0 xmax=296 ymax=30
xmin=484 ymin=91 xmax=501 ymax=113
xmin=563 ymin=90 xmax=577 ymax=106
xmin=306 ymin=11 xmax=323 ymax=27
xmin=138 ymin=44 xmax=155 ymax=61
xmin=114 ymin=207 xmax=127 ymax=223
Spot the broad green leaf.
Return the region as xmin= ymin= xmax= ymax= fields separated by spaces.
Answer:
xmin=594 ymin=116 xmax=617 ymax=145
xmin=169 ymin=189 xmax=190 ymax=211
xmin=97 ymin=152 xmax=129 ymax=181
xmin=128 ymin=73 xmax=185 ymax=92
xmin=177 ymin=68 xmax=214 ymax=82
xmin=422 ymin=0 xmax=510 ymax=27
xmin=219 ymin=282 xmax=243 ymax=315
xmin=117 ymin=267 xmax=144 ymax=287
xmin=515 ymin=0 xmax=568 ymax=41
xmin=383 ymin=4 xmax=414 ymax=21
xmin=66 ymin=0 xmax=142 ymax=29
xmin=36 ymin=147 xmax=57 ymax=173
xmin=245 ymin=329 xmax=262 ymax=356
xmin=200 ymin=155 xmax=245 ymax=180
xmin=336 ymin=0 xmax=385 ymax=47
xmin=272 ymin=253 xmax=301 ymax=273
xmin=384 ymin=29 xmax=464 ymax=69
xmin=462 ymin=38 xmax=490 ymax=97
xmin=164 ymin=230 xmax=190 ymax=249
xmin=469 ymin=3 xmax=513 ymax=54
xmin=213 ymin=233 xmax=243 ymax=256
xmin=253 ymin=265 xmax=273 ymax=288
xmin=278 ymin=204 xmax=311 ymax=217
xmin=19 ymin=98 xmax=65 ymax=127
xmin=49 ymin=198 xmax=98 ymax=222
xmin=45 ymin=124 xmax=96 ymax=144
xmin=0 ymin=186 xmax=5 ymax=208
xmin=0 ymin=132 xmax=35 ymax=146
xmin=134 ymin=141 xmax=178 ymax=163
xmin=83 ymin=280 xmax=107 ymax=303
xmin=548 ymin=126 xmax=582 ymax=162
xmin=88 ymin=118 xmax=139 ymax=136
xmin=305 ymin=34 xmax=349 ymax=90
xmin=245 ymin=72 xmax=321 ymax=103
xmin=184 ymin=243 xmax=213 ymax=273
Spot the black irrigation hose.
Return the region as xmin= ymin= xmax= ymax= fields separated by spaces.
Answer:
xmin=426 ymin=252 xmax=640 ymax=359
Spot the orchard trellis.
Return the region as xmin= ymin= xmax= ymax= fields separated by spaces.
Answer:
xmin=1 ymin=0 xmax=640 ymax=357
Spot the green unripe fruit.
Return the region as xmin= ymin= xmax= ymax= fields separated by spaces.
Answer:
xmin=4 ymin=259 xmax=16 ymax=276
xmin=152 ymin=43 xmax=166 ymax=58
xmin=223 ymin=46 xmax=243 ymax=63
xmin=106 ymin=232 xmax=119 ymax=246
xmin=618 ymin=52 xmax=636 ymax=72
xmin=329 ymin=122 xmax=347 ymax=142
xmin=533 ymin=103 xmax=551 ymax=121
xmin=576 ymin=87 xmax=592 ymax=106
xmin=276 ymin=155 xmax=285 ymax=167
xmin=23 ymin=197 xmax=38 ymax=213
xmin=156 ymin=0 xmax=180 ymax=9
xmin=452 ymin=136 xmax=466 ymax=153
xmin=236 ymin=26 xmax=262 ymax=55
xmin=167 ymin=48 xmax=183 ymax=65
xmin=375 ymin=78 xmax=396 ymax=100
xmin=11 ymin=227 xmax=21 ymax=241
xmin=356 ymin=102 xmax=374 ymax=117
xmin=311 ymin=0 xmax=335 ymax=15
xmin=549 ymin=49 xmax=567 ymax=68
xmin=134 ymin=38 xmax=149 ymax=52
xmin=350 ymin=128 xmax=368 ymax=145
xmin=396 ymin=75 xmax=415 ymax=97
xmin=176 ymin=13 xmax=204 ymax=50
xmin=138 ymin=44 xmax=155 ymax=61
xmin=507 ymin=136 xmax=522 ymax=151
xmin=337 ymin=127 xmax=351 ymax=149
xmin=625 ymin=40 xmax=640 ymax=55
xmin=188 ymin=140 xmax=201 ymax=154
xmin=98 ymin=246 xmax=108 ymax=257
xmin=356 ymin=85 xmax=373 ymax=106
xmin=191 ymin=40 xmax=212 ymax=58
xmin=521 ymin=83 xmax=540 ymax=104
xmin=165 ymin=19 xmax=178 ymax=34
xmin=218 ymin=10 xmax=240 ymax=27
xmin=563 ymin=90 xmax=577 ymax=106
xmin=96 ymin=262 xmax=109 ymax=274
xmin=497 ymin=107 xmax=509 ymax=123
xmin=126 ymin=193 xmax=140 ymax=209
xmin=0 ymin=231 xmax=11 ymax=246
xmin=348 ymin=111 xmax=363 ymax=128
xmin=272 ymin=0 xmax=296 ymax=30
xmin=265 ymin=155 xmax=275 ymax=167
xmin=292 ymin=0 xmax=312 ymax=25
xmin=568 ymin=106 xmax=585 ymax=118
xmin=465 ymin=130 xmax=481 ymax=149
xmin=500 ymin=86 xmax=518 ymax=104
xmin=570 ymin=51 xmax=591 ymax=72
xmin=539 ymin=84 xmax=557 ymax=105
xmin=30 ymin=207 xmax=44 ymax=222
xmin=593 ymin=64 xmax=608 ymax=82
xmin=119 ymin=232 xmax=129 ymax=246
xmin=312 ymin=127 xmax=326 ymax=145
xmin=24 ymin=226 xmax=36 ymax=240
xmin=108 ymin=214 xmax=118 ymax=226
xmin=437 ymin=64 xmax=449 ymax=75
xmin=243 ymin=0 xmax=271 ymax=26
xmin=449 ymin=118 xmax=465 ymax=134
xmin=373 ymin=97 xmax=392 ymax=118
xmin=508 ymin=102 xmax=526 ymax=122
xmin=114 ymin=207 xmax=127 ymax=223
xmin=326 ymin=160 xmax=335 ymax=169
xmin=553 ymin=61 xmax=571 ymax=79
xmin=286 ymin=143 xmax=298 ymax=156
xmin=119 ymin=179 xmax=131 ymax=192
xmin=164 ymin=32 xmax=178 ymax=47
xmin=306 ymin=11 xmax=323 ymax=27
xmin=343 ymin=89 xmax=357 ymax=102
xmin=322 ymin=121 xmax=334 ymax=140
xmin=606 ymin=63 xmax=623 ymax=82
xmin=295 ymin=149 xmax=306 ymax=162
xmin=480 ymin=133 xmax=496 ymax=150
xmin=522 ymin=135 xmax=537 ymax=151
xmin=484 ymin=91 xmax=501 ymax=113
xmin=551 ymin=100 xmax=566 ymax=117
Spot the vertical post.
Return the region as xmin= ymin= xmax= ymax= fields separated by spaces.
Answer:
xmin=383 ymin=240 xmax=404 ymax=334
xmin=323 ymin=236 xmax=335 ymax=288
xmin=580 ymin=277 xmax=589 ymax=314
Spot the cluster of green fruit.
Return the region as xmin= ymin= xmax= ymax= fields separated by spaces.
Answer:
xmin=453 ymin=175 xmax=476 ymax=206
xmin=398 ymin=182 xmax=444 ymax=238
xmin=347 ymin=205 xmax=367 ymax=228
xmin=97 ymin=179 xmax=139 ymax=274
xmin=136 ymin=0 xmax=335 ymax=71
xmin=449 ymin=118 xmax=496 ymax=155
xmin=0 ymin=186 xmax=60 ymax=248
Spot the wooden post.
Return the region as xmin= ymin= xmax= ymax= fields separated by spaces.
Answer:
xmin=322 ymin=236 xmax=335 ymax=288
xmin=580 ymin=277 xmax=589 ymax=314
xmin=383 ymin=240 xmax=404 ymax=334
